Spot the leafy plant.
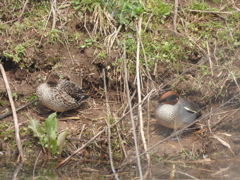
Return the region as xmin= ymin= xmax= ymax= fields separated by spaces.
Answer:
xmin=0 ymin=122 xmax=15 ymax=141
xmin=72 ymin=0 xmax=172 ymax=31
xmin=26 ymin=93 xmax=38 ymax=103
xmin=47 ymin=30 xmax=64 ymax=45
xmin=79 ymin=38 xmax=93 ymax=49
xmin=28 ymin=112 xmax=68 ymax=157
xmin=12 ymin=92 xmax=18 ymax=100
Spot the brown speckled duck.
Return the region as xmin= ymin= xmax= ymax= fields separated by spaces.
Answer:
xmin=154 ymin=91 xmax=201 ymax=129
xmin=36 ymin=74 xmax=89 ymax=112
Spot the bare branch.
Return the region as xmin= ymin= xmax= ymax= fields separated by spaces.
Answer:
xmin=189 ymin=9 xmax=233 ymax=14
xmin=103 ymin=69 xmax=119 ymax=180
xmin=0 ymin=64 xmax=24 ymax=162
xmin=173 ymin=0 xmax=179 ymax=33
xmin=124 ymin=40 xmax=143 ymax=179
xmin=136 ymin=16 xmax=150 ymax=164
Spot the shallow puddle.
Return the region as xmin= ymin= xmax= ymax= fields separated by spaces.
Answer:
xmin=147 ymin=159 xmax=240 ymax=179
xmin=1 ymin=156 xmax=240 ymax=179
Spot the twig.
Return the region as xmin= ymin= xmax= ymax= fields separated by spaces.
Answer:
xmin=136 ymin=16 xmax=150 ymax=164
xmin=173 ymin=0 xmax=179 ymax=33
xmin=55 ymin=128 xmax=106 ymax=169
xmin=3 ymin=0 xmax=29 ymax=24
xmin=230 ymin=71 xmax=240 ymax=92
xmin=64 ymin=37 xmax=75 ymax=64
xmin=143 ymin=13 xmax=153 ymax=32
xmin=176 ymin=171 xmax=199 ymax=179
xmin=0 ymin=99 xmax=38 ymax=120
xmin=103 ymin=69 xmax=119 ymax=180
xmin=212 ymin=109 xmax=239 ymax=131
xmin=12 ymin=162 xmax=23 ymax=180
xmin=33 ymin=151 xmax=42 ymax=179
xmin=39 ymin=0 xmax=53 ymax=44
xmin=140 ymin=40 xmax=155 ymax=84
xmin=104 ymin=25 xmax=122 ymax=53
xmin=189 ymin=9 xmax=233 ymax=14
xmin=116 ymin=125 xmax=128 ymax=159
xmin=124 ymin=40 xmax=143 ymax=179
xmin=213 ymin=40 xmax=218 ymax=65
xmin=179 ymin=17 xmax=207 ymax=55
xmin=0 ymin=64 xmax=24 ymax=162
xmin=84 ymin=13 xmax=94 ymax=41
xmin=206 ymin=41 xmax=214 ymax=76
xmin=50 ymin=0 xmax=57 ymax=30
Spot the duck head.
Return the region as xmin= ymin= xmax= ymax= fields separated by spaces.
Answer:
xmin=159 ymin=91 xmax=180 ymax=105
xmin=46 ymin=74 xmax=60 ymax=87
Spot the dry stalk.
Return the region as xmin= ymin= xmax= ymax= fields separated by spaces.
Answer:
xmin=104 ymin=25 xmax=122 ymax=53
xmin=78 ymin=124 xmax=86 ymax=139
xmin=213 ymin=40 xmax=218 ymax=65
xmin=33 ymin=151 xmax=42 ymax=178
xmin=229 ymin=71 xmax=240 ymax=92
xmin=12 ymin=162 xmax=23 ymax=179
xmin=39 ymin=0 xmax=54 ymax=44
xmin=179 ymin=17 xmax=207 ymax=54
xmin=4 ymin=0 xmax=29 ymax=24
xmin=140 ymin=40 xmax=155 ymax=84
xmin=116 ymin=125 xmax=128 ymax=159
xmin=136 ymin=16 xmax=150 ymax=164
xmin=175 ymin=171 xmax=198 ymax=179
xmin=0 ymin=64 xmax=24 ymax=162
xmin=55 ymin=128 xmax=106 ymax=169
xmin=173 ymin=0 xmax=179 ymax=33
xmin=143 ymin=13 xmax=153 ymax=32
xmin=212 ymin=109 xmax=239 ymax=131
xmin=103 ymin=69 xmax=119 ymax=180
xmin=92 ymin=10 xmax=100 ymax=35
xmin=189 ymin=9 xmax=233 ymax=14
xmin=146 ymin=92 xmax=151 ymax=149
xmin=92 ymin=6 xmax=105 ymax=36
xmin=0 ymin=98 xmax=38 ymax=120
xmin=122 ymin=90 xmax=136 ymax=115
xmin=123 ymin=41 xmax=143 ymax=180
xmin=206 ymin=41 xmax=214 ymax=76
xmin=50 ymin=0 xmax=57 ymax=30
xmin=84 ymin=13 xmax=94 ymax=41
xmin=63 ymin=36 xmax=75 ymax=64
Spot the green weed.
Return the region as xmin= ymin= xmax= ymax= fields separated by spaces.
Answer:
xmin=28 ymin=112 xmax=69 ymax=157
xmin=47 ymin=30 xmax=64 ymax=45
xmin=3 ymin=42 xmax=31 ymax=68
xmin=0 ymin=122 xmax=15 ymax=141
xmin=72 ymin=0 xmax=172 ymax=31
xmin=79 ymin=38 xmax=93 ymax=49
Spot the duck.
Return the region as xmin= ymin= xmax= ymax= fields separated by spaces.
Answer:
xmin=36 ymin=74 xmax=89 ymax=112
xmin=154 ymin=91 xmax=201 ymax=129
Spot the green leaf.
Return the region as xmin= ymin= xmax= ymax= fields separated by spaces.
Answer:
xmin=50 ymin=139 xmax=58 ymax=154
xmin=28 ymin=119 xmax=45 ymax=140
xmin=44 ymin=112 xmax=57 ymax=141
xmin=57 ymin=129 xmax=69 ymax=154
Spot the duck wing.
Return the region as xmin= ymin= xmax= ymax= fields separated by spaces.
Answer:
xmin=59 ymin=80 xmax=89 ymax=103
xmin=182 ymin=98 xmax=201 ymax=118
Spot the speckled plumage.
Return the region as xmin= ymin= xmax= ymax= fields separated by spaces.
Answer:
xmin=154 ymin=91 xmax=201 ymax=129
xmin=36 ymin=74 xmax=89 ymax=112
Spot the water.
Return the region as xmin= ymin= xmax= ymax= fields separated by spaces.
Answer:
xmin=1 ymin=156 xmax=240 ymax=179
